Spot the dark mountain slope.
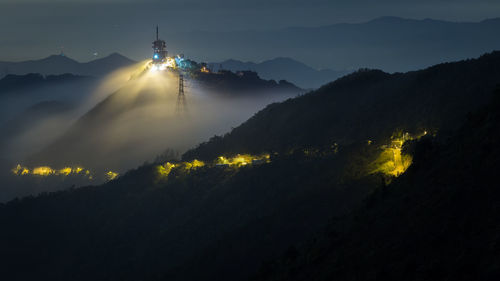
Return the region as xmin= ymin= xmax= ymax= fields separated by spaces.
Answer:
xmin=192 ymin=70 xmax=302 ymax=95
xmin=184 ymin=52 xmax=500 ymax=161
xmin=253 ymin=89 xmax=500 ymax=281
xmin=0 ymin=144 xmax=377 ymax=281
xmin=1 ymin=53 xmax=499 ymax=281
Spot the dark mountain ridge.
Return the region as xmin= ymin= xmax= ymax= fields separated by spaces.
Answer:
xmin=211 ymin=57 xmax=349 ymax=89
xmin=252 ymin=88 xmax=500 ymax=281
xmin=176 ymin=16 xmax=500 ymax=72
xmin=194 ymin=69 xmax=302 ymax=95
xmin=0 ymin=53 xmax=135 ymax=78
xmin=184 ymin=52 xmax=500 ymax=160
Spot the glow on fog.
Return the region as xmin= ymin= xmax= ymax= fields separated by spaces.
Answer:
xmin=216 ymin=154 xmax=270 ymax=166
xmin=11 ymin=164 xmax=119 ymax=181
xmin=369 ymin=130 xmax=429 ymax=178
xmin=149 ymin=57 xmax=177 ymax=73
xmin=154 ymin=154 xmax=270 ymax=179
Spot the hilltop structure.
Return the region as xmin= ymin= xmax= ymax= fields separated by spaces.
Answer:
xmin=152 ymin=26 xmax=167 ymax=64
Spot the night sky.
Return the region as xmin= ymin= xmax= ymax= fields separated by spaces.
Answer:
xmin=1 ymin=0 xmax=499 ymax=63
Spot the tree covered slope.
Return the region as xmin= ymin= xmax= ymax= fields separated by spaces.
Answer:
xmin=252 ymin=90 xmax=500 ymax=281
xmin=184 ymin=52 xmax=500 ymax=160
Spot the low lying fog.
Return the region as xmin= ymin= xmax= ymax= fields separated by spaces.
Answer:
xmin=0 ymin=60 xmax=297 ymax=201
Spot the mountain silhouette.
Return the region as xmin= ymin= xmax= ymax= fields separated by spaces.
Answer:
xmin=211 ymin=57 xmax=349 ymax=89
xmin=0 ymin=53 xmax=135 ymax=78
xmin=175 ymin=17 xmax=500 ymax=72
xmin=184 ymin=51 xmax=500 ymax=160
xmin=252 ymin=88 xmax=500 ymax=281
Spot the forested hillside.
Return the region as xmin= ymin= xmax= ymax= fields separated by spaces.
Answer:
xmin=252 ymin=88 xmax=500 ymax=281
xmin=1 ymin=53 xmax=500 ymax=281
xmin=184 ymin=52 xmax=500 ymax=160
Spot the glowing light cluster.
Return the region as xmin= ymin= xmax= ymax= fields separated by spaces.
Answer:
xmin=150 ymin=63 xmax=167 ymax=72
xmin=149 ymin=56 xmax=178 ymax=73
xmin=12 ymin=164 xmax=90 ymax=177
xmin=155 ymin=162 xmax=176 ymax=178
xmin=183 ymin=159 xmax=205 ymax=170
xmin=165 ymin=57 xmax=177 ymax=68
xmin=11 ymin=164 xmax=119 ymax=181
xmin=105 ymin=171 xmax=119 ymax=181
xmin=369 ymin=129 xmax=429 ymax=177
xmin=155 ymin=159 xmax=206 ymax=178
xmin=154 ymin=154 xmax=270 ymax=180
xmin=370 ymin=147 xmax=412 ymax=177
xmin=216 ymin=154 xmax=270 ymax=166
xmin=174 ymin=55 xmax=186 ymax=68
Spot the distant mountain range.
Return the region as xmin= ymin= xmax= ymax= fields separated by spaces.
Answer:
xmin=175 ymin=17 xmax=500 ymax=72
xmin=210 ymin=57 xmax=349 ymax=89
xmin=0 ymin=53 xmax=341 ymax=89
xmin=3 ymin=17 xmax=499 ymax=77
xmin=0 ymin=73 xmax=90 ymax=95
xmin=0 ymin=53 xmax=136 ymax=78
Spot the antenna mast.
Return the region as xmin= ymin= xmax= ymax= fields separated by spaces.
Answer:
xmin=176 ymin=74 xmax=187 ymax=115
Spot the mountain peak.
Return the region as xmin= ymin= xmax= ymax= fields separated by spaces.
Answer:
xmin=106 ymin=52 xmax=129 ymax=60
xmin=261 ymin=57 xmax=308 ymax=66
xmin=368 ymin=16 xmax=408 ymax=23
xmin=41 ymin=54 xmax=79 ymax=64
xmin=216 ymin=56 xmax=346 ymax=89
xmin=481 ymin=17 xmax=500 ymax=24
xmin=222 ymin=58 xmax=245 ymax=64
xmin=264 ymin=57 xmax=299 ymax=63
xmin=88 ymin=52 xmax=135 ymax=65
xmin=367 ymin=16 xmax=450 ymax=25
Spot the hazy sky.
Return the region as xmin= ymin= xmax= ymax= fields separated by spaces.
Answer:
xmin=0 ymin=0 xmax=499 ymax=62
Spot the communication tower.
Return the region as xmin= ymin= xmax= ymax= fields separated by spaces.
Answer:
xmin=152 ymin=26 xmax=167 ymax=63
